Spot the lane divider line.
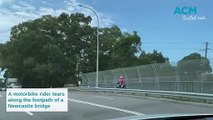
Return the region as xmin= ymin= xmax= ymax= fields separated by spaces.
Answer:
xmin=68 ymin=98 xmax=144 ymax=115
xmin=94 ymin=96 xmax=114 ymax=100
xmin=25 ymin=111 xmax=34 ymax=116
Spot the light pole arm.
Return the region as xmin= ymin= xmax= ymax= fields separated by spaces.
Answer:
xmin=79 ymin=5 xmax=100 ymax=29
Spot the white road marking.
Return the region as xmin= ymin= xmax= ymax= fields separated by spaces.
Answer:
xmin=94 ymin=96 xmax=114 ymax=100
xmin=25 ymin=111 xmax=34 ymax=116
xmin=68 ymin=98 xmax=144 ymax=115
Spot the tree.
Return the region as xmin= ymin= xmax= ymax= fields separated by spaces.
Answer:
xmin=1 ymin=13 xmax=141 ymax=87
xmin=0 ymin=81 xmax=5 ymax=87
xmin=177 ymin=52 xmax=212 ymax=75
xmin=98 ymin=25 xmax=123 ymax=70
xmin=0 ymin=44 xmax=4 ymax=66
xmin=1 ymin=13 xmax=94 ymax=87
xmin=110 ymin=31 xmax=142 ymax=68
xmin=181 ymin=52 xmax=202 ymax=60
xmin=138 ymin=50 xmax=169 ymax=65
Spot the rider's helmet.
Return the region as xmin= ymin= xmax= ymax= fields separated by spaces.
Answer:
xmin=120 ymin=76 xmax=123 ymax=79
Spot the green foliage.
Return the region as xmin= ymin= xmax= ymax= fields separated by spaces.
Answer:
xmin=110 ymin=31 xmax=141 ymax=68
xmin=1 ymin=13 xmax=93 ymax=87
xmin=181 ymin=52 xmax=202 ymax=60
xmin=177 ymin=52 xmax=212 ymax=75
xmin=0 ymin=82 xmax=5 ymax=87
xmin=98 ymin=25 xmax=123 ymax=70
xmin=138 ymin=50 xmax=169 ymax=65
xmin=1 ymin=13 xmax=143 ymax=87
xmin=205 ymin=74 xmax=213 ymax=81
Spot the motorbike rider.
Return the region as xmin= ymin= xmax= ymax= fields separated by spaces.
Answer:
xmin=118 ymin=76 xmax=126 ymax=88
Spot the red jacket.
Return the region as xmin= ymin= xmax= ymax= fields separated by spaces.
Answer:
xmin=118 ymin=78 xmax=125 ymax=85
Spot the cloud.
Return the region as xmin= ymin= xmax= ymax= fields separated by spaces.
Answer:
xmin=19 ymin=1 xmax=36 ymax=11
xmin=42 ymin=1 xmax=47 ymax=4
xmin=0 ymin=0 xmax=114 ymax=43
xmin=63 ymin=0 xmax=114 ymax=27
xmin=121 ymin=28 xmax=129 ymax=33
xmin=39 ymin=7 xmax=55 ymax=16
xmin=0 ymin=0 xmax=14 ymax=5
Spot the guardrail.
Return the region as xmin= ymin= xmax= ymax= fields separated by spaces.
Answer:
xmin=72 ymin=87 xmax=213 ymax=104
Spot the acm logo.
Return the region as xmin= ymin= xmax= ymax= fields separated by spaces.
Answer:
xmin=174 ymin=7 xmax=197 ymax=15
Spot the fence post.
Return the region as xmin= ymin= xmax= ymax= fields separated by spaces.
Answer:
xmin=111 ymin=70 xmax=116 ymax=88
xmin=102 ymin=72 xmax=106 ymax=88
xmin=196 ymin=72 xmax=203 ymax=93
xmin=85 ymin=74 xmax=90 ymax=87
xmin=151 ymin=64 xmax=159 ymax=90
xmin=201 ymin=73 xmax=205 ymax=93
xmin=136 ymin=67 xmax=142 ymax=89
xmin=175 ymin=66 xmax=180 ymax=91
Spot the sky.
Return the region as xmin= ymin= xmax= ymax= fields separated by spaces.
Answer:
xmin=0 ymin=0 xmax=213 ymax=63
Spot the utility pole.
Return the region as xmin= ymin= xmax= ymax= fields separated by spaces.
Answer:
xmin=201 ymin=42 xmax=211 ymax=58
xmin=205 ymin=42 xmax=208 ymax=58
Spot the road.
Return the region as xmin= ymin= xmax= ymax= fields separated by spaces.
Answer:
xmin=1 ymin=90 xmax=213 ymax=120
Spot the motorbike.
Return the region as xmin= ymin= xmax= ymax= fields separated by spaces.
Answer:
xmin=116 ymin=82 xmax=126 ymax=88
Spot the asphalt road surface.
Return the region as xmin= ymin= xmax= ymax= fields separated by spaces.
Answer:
xmin=1 ymin=90 xmax=213 ymax=120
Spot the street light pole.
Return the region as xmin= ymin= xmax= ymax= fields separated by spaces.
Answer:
xmin=79 ymin=5 xmax=99 ymax=88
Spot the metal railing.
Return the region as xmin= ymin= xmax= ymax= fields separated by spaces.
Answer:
xmin=81 ymin=59 xmax=213 ymax=94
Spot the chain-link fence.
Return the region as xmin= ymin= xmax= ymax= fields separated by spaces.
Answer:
xmin=81 ymin=59 xmax=213 ymax=94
